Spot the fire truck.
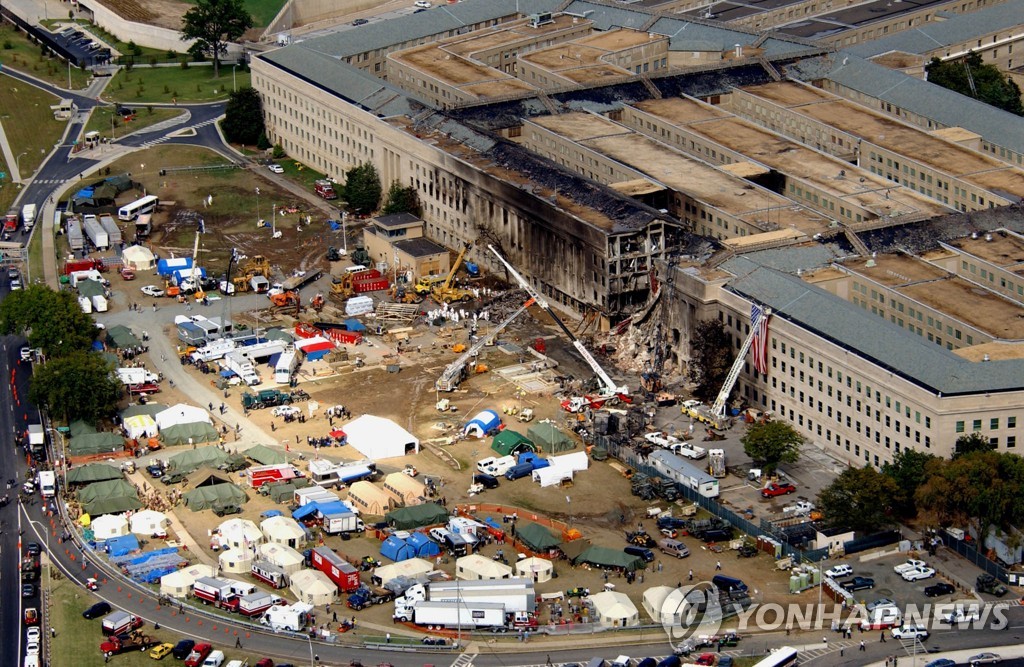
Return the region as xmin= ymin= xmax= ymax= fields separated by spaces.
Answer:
xmin=245 ymin=464 xmax=304 ymax=489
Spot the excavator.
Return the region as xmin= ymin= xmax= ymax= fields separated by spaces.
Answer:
xmin=431 ymin=242 xmax=475 ymax=304
xmin=310 ymin=293 xmax=325 ymax=312
xmin=389 ymin=284 xmax=423 ymax=304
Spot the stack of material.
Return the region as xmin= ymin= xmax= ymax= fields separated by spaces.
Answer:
xmin=346 ymin=296 xmax=374 ymax=316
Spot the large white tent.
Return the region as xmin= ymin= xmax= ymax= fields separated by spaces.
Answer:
xmin=381 ymin=472 xmax=426 ymax=506
xmin=373 ymin=557 xmax=434 ymax=587
xmin=122 ymin=245 xmax=156 ymax=271
xmin=92 ymin=513 xmax=129 ymax=540
xmin=456 ymin=553 xmax=513 ymax=580
xmin=514 ymin=556 xmax=554 ymax=583
xmin=217 ymin=518 xmax=264 ymax=551
xmin=124 ymin=414 xmax=158 ymax=439
xmin=589 ymin=591 xmax=640 ymax=628
xmin=261 ymin=515 xmax=307 ymax=549
xmin=290 ymin=569 xmax=338 ymax=607
xmin=129 ymin=509 xmax=169 ymax=535
xmin=156 ymin=404 xmax=212 ymax=430
xmin=532 ymin=466 xmax=573 ymax=487
xmin=219 ymin=547 xmax=255 ymax=574
xmin=548 ymin=451 xmax=589 ymax=472
xmin=642 ymin=586 xmax=679 ymax=625
xmin=160 ymin=564 xmax=216 ymax=598
xmin=343 ymin=415 xmax=419 ymax=460
xmin=258 ymin=542 xmax=305 ymax=575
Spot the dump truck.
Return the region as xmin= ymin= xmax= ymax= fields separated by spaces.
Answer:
xmin=241 ymin=389 xmax=292 ymax=410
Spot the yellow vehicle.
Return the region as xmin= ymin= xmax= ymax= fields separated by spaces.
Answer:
xmin=431 ymin=242 xmax=475 ymax=304
xmin=149 ymin=642 xmax=175 ymax=660
xmin=413 ymin=274 xmax=447 ymax=296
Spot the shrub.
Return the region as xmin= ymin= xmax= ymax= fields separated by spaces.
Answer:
xmin=271 ymin=143 xmax=286 ymax=159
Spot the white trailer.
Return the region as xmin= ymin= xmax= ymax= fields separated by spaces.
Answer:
xmin=66 ymin=216 xmax=85 ymax=252
xmin=116 ymin=367 xmax=161 ymax=386
xmin=260 ymin=601 xmax=313 ymax=632
xmin=426 ymin=578 xmax=536 ymax=613
xmin=91 ymin=294 xmax=108 ymax=312
xmin=274 ymin=348 xmax=299 ymax=384
xmin=78 ymin=295 xmax=93 ymax=313
xmin=83 ymin=214 xmax=109 ymax=249
xmin=238 ymin=591 xmax=279 ymax=617
xmin=648 ymin=450 xmax=720 ymax=499
xmin=394 ymin=600 xmax=507 ymax=627
xmin=322 ymin=511 xmax=364 ymax=535
xmin=98 ymin=214 xmax=122 ymax=246
xmin=293 ymin=486 xmax=339 ymax=507
xmin=221 ymin=350 xmax=260 ymax=385
xmin=191 ymin=338 xmax=237 ymax=362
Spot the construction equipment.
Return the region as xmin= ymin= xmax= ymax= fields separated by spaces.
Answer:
xmin=435 ymin=297 xmax=534 ymax=391
xmin=488 ymin=245 xmax=629 ymax=400
xmin=431 ymin=242 xmax=475 ymax=304
xmin=389 ymin=284 xmax=423 ymax=304
xmin=270 ymin=290 xmax=299 ymax=307
xmin=330 ymin=274 xmax=354 ymax=300
xmin=241 ymin=389 xmax=293 ymax=410
xmin=327 ymin=246 xmax=343 ymax=262
xmin=310 ymin=293 xmax=325 ymax=311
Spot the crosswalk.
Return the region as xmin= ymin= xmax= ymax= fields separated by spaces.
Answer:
xmin=794 ymin=640 xmax=859 ymax=661
xmin=450 ymin=649 xmax=478 ymax=667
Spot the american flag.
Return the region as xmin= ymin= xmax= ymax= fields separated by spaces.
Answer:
xmin=751 ymin=304 xmax=770 ymax=375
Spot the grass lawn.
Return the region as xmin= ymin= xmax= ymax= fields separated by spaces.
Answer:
xmin=0 ymin=24 xmax=92 ymax=89
xmin=83 ymin=106 xmax=185 ymax=141
xmin=105 ymin=65 xmax=251 ymax=103
xmin=0 ymin=77 xmax=66 ymax=182
xmin=180 ymin=0 xmax=287 ymax=28
xmin=27 ymin=218 xmax=44 ymax=283
xmin=272 ymin=156 xmax=330 ymax=191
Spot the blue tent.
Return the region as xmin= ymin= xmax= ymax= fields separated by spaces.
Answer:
xmin=380 ymin=535 xmax=415 ymax=562
xmin=343 ymin=319 xmax=367 ymax=332
xmin=406 ymin=532 xmax=441 ymax=558
xmin=463 ymin=409 xmax=501 ymax=438
xmin=518 ymin=452 xmax=549 ymax=470
xmin=157 ymin=257 xmax=192 ymax=276
xmin=328 ymin=220 xmax=342 ymax=231
xmin=106 ymin=534 xmax=140 ymax=557
xmin=261 ymin=510 xmax=283 ymax=518
xmin=292 ymin=504 xmax=320 ymax=520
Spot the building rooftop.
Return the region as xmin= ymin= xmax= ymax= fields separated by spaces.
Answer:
xmin=776 ymin=0 xmax=953 ymax=39
xmin=374 ymin=212 xmax=422 ymax=229
xmin=843 ymin=254 xmax=948 ymax=287
xmin=947 ymin=229 xmax=1024 ymax=269
xmin=393 ymin=237 xmax=448 ymax=258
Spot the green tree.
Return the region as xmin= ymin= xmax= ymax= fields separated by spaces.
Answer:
xmin=953 ymin=431 xmax=996 ymax=458
xmin=344 ymin=162 xmax=382 ymax=216
xmin=382 ymin=180 xmax=421 ymax=216
xmin=881 ymin=449 xmax=937 ymax=518
xmin=29 ymin=351 xmax=122 ymax=423
xmin=741 ymin=420 xmax=804 ymax=475
xmin=817 ymin=465 xmax=898 ymax=533
xmin=0 ymin=284 xmax=97 ymax=356
xmin=687 ymin=318 xmax=732 ymax=403
xmin=925 ymin=53 xmax=1023 ymax=116
xmin=221 ymin=86 xmax=265 ymax=145
xmin=916 ymin=451 xmax=1024 ymax=540
xmin=180 ymin=0 xmax=253 ymax=77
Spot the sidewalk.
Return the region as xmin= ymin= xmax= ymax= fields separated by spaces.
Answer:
xmin=865 ymin=645 xmax=1024 ymax=666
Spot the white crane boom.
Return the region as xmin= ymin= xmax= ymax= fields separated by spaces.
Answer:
xmin=487 ymin=245 xmax=627 ymax=397
xmin=710 ymin=306 xmax=771 ymax=419
xmin=435 ymin=297 xmax=534 ymax=391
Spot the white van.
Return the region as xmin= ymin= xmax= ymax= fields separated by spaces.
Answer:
xmin=202 ymin=650 xmax=226 ymax=667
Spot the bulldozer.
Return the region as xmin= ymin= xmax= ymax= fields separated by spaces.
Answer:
xmin=229 ymin=255 xmax=272 ymax=293
xmin=329 ymin=274 xmax=354 ymax=301
xmin=431 ymin=242 xmax=476 ymax=304
xmin=389 ymin=284 xmax=423 ymax=304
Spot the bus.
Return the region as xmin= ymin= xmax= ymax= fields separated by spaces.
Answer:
xmin=752 ymin=647 xmax=798 ymax=667
xmin=118 ymin=195 xmax=158 ymax=221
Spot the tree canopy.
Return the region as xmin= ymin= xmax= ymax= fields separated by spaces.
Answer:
xmin=222 ymin=86 xmax=265 ymax=146
xmin=344 ymin=162 xmax=382 ymax=216
xmin=925 ymin=53 xmax=1023 ymax=116
xmin=28 ymin=350 xmax=122 ymax=423
xmin=688 ymin=319 xmax=732 ymax=403
xmin=0 ymin=284 xmax=97 ymax=356
xmin=740 ymin=420 xmax=803 ymax=475
xmin=817 ymin=465 xmax=898 ymax=533
xmin=181 ymin=0 xmax=253 ymax=77
xmin=953 ymin=431 xmax=996 ymax=458
xmin=382 ymin=180 xmax=421 ymax=216
xmin=880 ymin=449 xmax=937 ymax=518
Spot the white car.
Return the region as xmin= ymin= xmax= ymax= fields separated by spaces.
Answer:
xmin=944 ymin=607 xmax=982 ymax=624
xmin=414 ymin=0 xmax=431 ymax=7
xmin=25 ymin=641 xmax=39 ymax=656
xmin=10 ymin=278 xmax=22 ymax=290
xmin=140 ymin=285 xmax=165 ymax=297
xmin=825 ymin=564 xmax=853 ymax=578
xmin=271 ymin=405 xmax=300 ymax=418
xmin=893 ymin=559 xmax=927 ymax=574
xmin=866 ymin=598 xmax=898 ymax=612
xmin=668 ymin=442 xmax=707 ymax=459
xmin=476 ymin=455 xmax=516 ymax=476
xmin=26 ymin=627 xmax=40 ymax=643
xmin=891 ymin=624 xmax=929 ymax=640
xmin=20 ymin=346 xmax=33 ymax=362
xmin=901 ymin=566 xmax=936 ymax=582
xmin=268 ymin=164 xmax=284 ymax=174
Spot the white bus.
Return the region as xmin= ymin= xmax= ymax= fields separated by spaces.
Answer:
xmin=38 ymin=470 xmax=56 ymax=498
xmin=118 ymin=195 xmax=158 ymax=221
xmin=752 ymin=647 xmax=798 ymax=667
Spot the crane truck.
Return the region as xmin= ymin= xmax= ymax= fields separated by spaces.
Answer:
xmin=431 ymin=243 xmax=475 ymax=303
xmin=435 ymin=296 xmax=534 ymax=391
xmin=488 ymin=245 xmax=629 ymax=403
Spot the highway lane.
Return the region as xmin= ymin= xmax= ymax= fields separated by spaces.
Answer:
xmin=1 ymin=333 xmax=25 ymax=667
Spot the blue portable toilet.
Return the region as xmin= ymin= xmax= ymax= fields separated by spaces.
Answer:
xmin=380 ymin=535 xmax=415 ymax=562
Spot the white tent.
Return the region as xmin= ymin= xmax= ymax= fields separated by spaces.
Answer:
xmin=373 ymin=558 xmax=434 ymax=586
xmin=261 ymin=515 xmax=307 ymax=549
xmin=156 ymin=403 xmax=212 ymax=430
xmin=589 ymin=591 xmax=640 ymax=628
xmin=219 ymin=547 xmax=255 ymax=574
xmin=290 ymin=569 xmax=338 ymax=607
xmin=124 ymin=414 xmax=158 ymax=439
xmin=642 ymin=586 xmax=679 ymax=625
xmin=218 ymin=518 xmax=264 ymax=551
xmin=92 ymin=513 xmax=129 ymax=540
xmin=532 ymin=466 xmax=573 ymax=487
xmin=549 ymin=451 xmax=589 ymax=472
xmin=160 ymin=564 xmax=216 ymax=598
xmin=456 ymin=553 xmax=513 ymax=580
xmin=258 ymin=542 xmax=305 ymax=575
xmin=129 ymin=509 xmax=169 ymax=535
xmin=122 ymin=245 xmax=157 ymax=271
xmin=343 ymin=415 xmax=419 ymax=460
xmin=514 ymin=556 xmax=554 ymax=583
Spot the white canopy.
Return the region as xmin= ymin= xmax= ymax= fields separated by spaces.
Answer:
xmin=532 ymin=466 xmax=573 ymax=487
xmin=160 ymin=564 xmax=216 ymax=598
xmin=156 ymin=403 xmax=212 ymax=430
xmin=548 ymin=451 xmax=589 ymax=473
xmin=218 ymin=518 xmax=264 ymax=551
xmin=456 ymin=553 xmax=513 ymax=580
xmin=642 ymin=585 xmax=679 ymax=624
xmin=373 ymin=557 xmax=434 ymax=586
xmin=129 ymin=509 xmax=169 ymax=535
xmin=124 ymin=414 xmax=159 ymax=439
xmin=122 ymin=245 xmax=156 ymax=270
xmin=219 ymin=547 xmax=255 ymax=574
xmin=261 ymin=515 xmax=307 ymax=548
xmin=258 ymin=542 xmax=305 ymax=575
xmin=290 ymin=569 xmax=338 ymax=607
xmin=589 ymin=591 xmax=640 ymax=628
xmin=343 ymin=415 xmax=419 ymax=460
xmin=514 ymin=556 xmax=554 ymax=583
xmin=92 ymin=513 xmax=129 ymax=540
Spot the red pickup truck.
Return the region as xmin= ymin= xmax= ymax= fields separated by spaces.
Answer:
xmin=760 ymin=482 xmax=797 ymax=498
xmin=184 ymin=643 xmax=212 ymax=667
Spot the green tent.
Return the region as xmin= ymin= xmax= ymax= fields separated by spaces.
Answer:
xmin=517 ymin=522 xmax=560 ymax=552
xmin=527 ymin=422 xmax=575 ymax=453
xmin=69 ymin=420 xmax=97 ymax=437
xmin=245 ymin=444 xmax=289 ymax=466
xmin=574 ymin=545 xmax=645 ymax=571
xmin=77 ymin=279 xmax=104 ymax=298
xmin=160 ymin=422 xmax=219 ymax=447
xmin=268 ymin=479 xmax=308 ymax=503
xmin=385 ymin=503 xmax=449 ymax=529
xmin=68 ymin=431 xmax=125 ymax=456
xmin=491 ymin=430 xmax=535 ymax=457
xmin=264 ymin=328 xmax=295 ymax=343
xmin=79 ymin=478 xmax=138 ymax=505
xmin=67 ymin=464 xmax=122 ymax=485
xmin=168 ymin=446 xmax=229 ymax=473
xmin=106 ymin=324 xmax=141 ymax=349
xmin=182 ymin=483 xmax=247 ymax=511
xmin=84 ymin=495 xmax=143 ymax=516
xmin=122 ymin=403 xmax=167 ymax=419
xmin=559 ymin=539 xmax=591 ymax=561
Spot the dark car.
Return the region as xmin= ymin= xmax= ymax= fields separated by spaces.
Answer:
xmin=25 ymin=542 xmax=41 ymax=556
xmin=212 ymin=503 xmax=242 ymax=517
xmin=21 ymin=583 xmax=36 ymax=598
xmin=421 ymin=637 xmax=447 ymax=645
xmin=82 ymin=601 xmax=112 ymax=619
xmin=841 ymin=576 xmax=876 ymax=592
xmin=657 ymin=516 xmax=688 ymax=530
xmin=351 ymin=18 xmax=368 ymax=25
xmin=172 ymin=639 xmax=196 ymax=660
xmin=924 ymin=582 xmax=956 ymax=597
xmin=146 ymin=464 xmax=164 ymax=478
xmin=473 ymin=473 xmax=499 ymax=489
xmin=162 ymin=472 xmax=188 ymax=485
xmin=696 ymin=528 xmax=733 ymax=543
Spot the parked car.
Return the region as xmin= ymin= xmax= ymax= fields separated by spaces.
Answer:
xmin=414 ymin=0 xmax=431 ymax=7
xmin=893 ymin=559 xmax=927 ymax=574
xmin=22 ymin=583 xmax=36 ymax=597
xmin=146 ymin=464 xmax=165 ymax=478
xmin=149 ymin=642 xmax=175 ymax=659
xmin=891 ymin=624 xmax=929 ymax=640
xmin=212 ymin=502 xmax=242 ymax=517
xmin=901 ymin=566 xmax=936 ymax=582
xmin=82 ymin=601 xmax=112 ymax=619
xmin=351 ymin=18 xmax=368 ymax=25
xmin=924 ymin=660 xmax=955 ymax=667
xmin=760 ymin=482 xmax=796 ymax=498
xmin=924 ymin=582 xmax=956 ymax=597
xmin=840 ymin=576 xmax=875 ymax=592
xmin=172 ymin=639 xmax=196 ymax=660
xmin=824 ymin=564 xmax=853 ymax=578
xmin=141 ymin=285 xmax=165 ymax=297
xmin=968 ymin=652 xmax=1002 ymax=665
xmin=268 ymin=164 xmax=285 ymax=174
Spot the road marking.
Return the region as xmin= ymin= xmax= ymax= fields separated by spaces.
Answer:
xmin=450 ymin=649 xmax=478 ymax=667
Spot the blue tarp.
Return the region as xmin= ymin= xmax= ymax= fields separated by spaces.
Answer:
xmin=306 ymin=350 xmax=330 ymax=362
xmin=268 ymin=353 xmax=282 ymax=368
xmin=262 ymin=510 xmax=283 ymax=518
xmin=328 ymin=220 xmax=341 ymax=231
xmin=292 ymin=500 xmax=349 ymax=521
xmin=292 ymin=504 xmax=319 ymax=520
xmin=406 ymin=532 xmax=441 ymax=558
xmin=220 ymin=369 xmax=236 ymax=378
xmin=484 ymin=517 xmax=504 ymax=533
xmin=518 ymin=452 xmax=549 ymax=470
xmin=105 ymin=534 xmax=140 ymax=557
xmin=343 ymin=319 xmax=366 ymax=332
xmin=380 ymin=534 xmax=416 ymax=562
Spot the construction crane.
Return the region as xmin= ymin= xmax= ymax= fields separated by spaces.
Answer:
xmin=432 ymin=242 xmax=475 ymax=304
xmin=488 ymin=245 xmax=628 ymax=399
xmin=435 ymin=296 xmax=535 ymax=392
